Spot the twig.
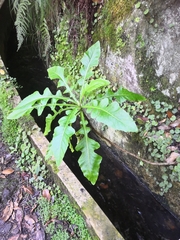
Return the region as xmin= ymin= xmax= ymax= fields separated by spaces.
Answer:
xmin=93 ymin=129 xmax=177 ymax=166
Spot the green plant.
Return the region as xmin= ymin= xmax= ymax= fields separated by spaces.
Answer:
xmin=8 ymin=41 xmax=145 ymax=184
xmin=0 ymin=79 xmax=19 ymax=145
xmin=10 ymin=0 xmax=52 ymax=57
xmin=38 ymin=195 xmax=93 ymax=240
xmin=144 ymin=9 xmax=149 ymax=15
xmin=135 ymin=2 xmax=141 ymax=9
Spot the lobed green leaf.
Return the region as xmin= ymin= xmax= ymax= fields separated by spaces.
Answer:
xmin=76 ymin=136 xmax=102 ymax=185
xmin=81 ymin=78 xmax=110 ymax=100
xmin=48 ymin=109 xmax=78 ymax=166
xmin=7 ymin=88 xmax=68 ymax=119
xmin=79 ymin=41 xmax=101 ymax=87
xmin=106 ymin=87 xmax=146 ymax=104
xmin=85 ymin=99 xmax=138 ymax=132
xmin=76 ymin=114 xmax=102 ymax=184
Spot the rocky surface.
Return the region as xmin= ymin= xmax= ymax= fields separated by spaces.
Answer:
xmin=98 ymin=0 xmax=180 ymax=102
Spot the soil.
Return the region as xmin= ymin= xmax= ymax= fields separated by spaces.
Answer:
xmin=0 ymin=114 xmax=46 ymax=240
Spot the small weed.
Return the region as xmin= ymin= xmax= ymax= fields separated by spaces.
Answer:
xmin=135 ymin=2 xmax=141 ymax=9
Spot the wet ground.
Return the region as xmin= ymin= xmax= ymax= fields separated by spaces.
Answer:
xmin=0 ymin=114 xmax=46 ymax=240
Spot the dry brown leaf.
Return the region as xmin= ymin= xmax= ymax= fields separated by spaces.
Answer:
xmin=167 ymin=110 xmax=173 ymax=119
xmin=34 ymin=229 xmax=45 ymax=240
xmin=158 ymin=124 xmax=171 ymax=131
xmin=1 ymin=157 xmax=4 ymax=164
xmin=30 ymin=204 xmax=38 ymax=214
xmin=24 ymin=215 xmax=35 ymax=226
xmin=20 ymin=234 xmax=28 ymax=239
xmin=159 ymin=118 xmax=167 ymax=124
xmin=1 ymin=168 xmax=14 ymax=175
xmin=1 ymin=200 xmax=14 ymax=222
xmin=0 ymin=69 xmax=5 ymax=75
xmin=22 ymin=185 xmax=33 ymax=195
xmin=8 ymin=235 xmax=20 ymax=240
xmin=14 ymin=189 xmax=23 ymax=208
xmin=166 ymin=152 xmax=180 ymax=164
xmin=42 ymin=189 xmax=51 ymax=201
xmin=0 ymin=174 xmax=6 ymax=179
xmin=16 ymin=208 xmax=24 ymax=231
xmin=167 ymin=146 xmax=178 ymax=152
xmin=170 ymin=118 xmax=180 ymax=128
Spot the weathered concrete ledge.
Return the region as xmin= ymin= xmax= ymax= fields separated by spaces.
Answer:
xmin=30 ymin=128 xmax=123 ymax=240
xmin=0 ymin=56 xmax=123 ymax=240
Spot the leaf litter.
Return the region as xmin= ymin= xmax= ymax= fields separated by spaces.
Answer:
xmin=0 ymin=126 xmax=46 ymax=240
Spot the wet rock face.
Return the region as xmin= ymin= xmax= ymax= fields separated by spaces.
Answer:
xmin=100 ymin=0 xmax=180 ymax=102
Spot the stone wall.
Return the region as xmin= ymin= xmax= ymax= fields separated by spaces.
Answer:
xmin=95 ymin=0 xmax=180 ymax=103
xmin=91 ymin=0 xmax=180 ymax=217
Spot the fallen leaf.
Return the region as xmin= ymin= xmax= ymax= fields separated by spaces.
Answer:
xmin=21 ymin=172 xmax=30 ymax=181
xmin=24 ymin=215 xmax=35 ymax=226
xmin=158 ymin=118 xmax=166 ymax=124
xmin=167 ymin=110 xmax=173 ymax=118
xmin=22 ymin=185 xmax=33 ymax=195
xmin=167 ymin=146 xmax=178 ymax=151
xmin=30 ymin=204 xmax=38 ymax=214
xmin=0 ymin=69 xmax=5 ymax=75
xmin=16 ymin=208 xmax=23 ymax=231
xmin=1 ymin=157 xmax=4 ymax=164
xmin=1 ymin=200 xmax=14 ymax=222
xmin=20 ymin=234 xmax=28 ymax=239
xmin=158 ymin=124 xmax=171 ymax=131
xmin=170 ymin=118 xmax=180 ymax=128
xmin=11 ymin=211 xmax=16 ymax=220
xmin=33 ymin=229 xmax=45 ymax=240
xmin=8 ymin=235 xmax=20 ymax=240
xmin=0 ymin=174 xmax=6 ymax=179
xmin=42 ymin=189 xmax=51 ymax=201
xmin=14 ymin=189 xmax=23 ymax=208
xmin=1 ymin=168 xmax=14 ymax=175
xmin=166 ymin=152 xmax=180 ymax=164
xmin=5 ymin=153 xmax=12 ymax=162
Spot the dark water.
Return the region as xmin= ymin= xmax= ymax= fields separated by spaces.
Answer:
xmin=1 ymin=5 xmax=180 ymax=239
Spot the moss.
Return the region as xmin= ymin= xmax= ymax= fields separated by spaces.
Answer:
xmin=93 ymin=0 xmax=137 ymax=49
xmin=134 ymin=46 xmax=174 ymax=103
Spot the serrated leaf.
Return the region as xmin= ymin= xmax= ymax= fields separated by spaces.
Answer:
xmin=48 ymin=66 xmax=77 ymax=102
xmin=50 ymin=125 xmax=75 ymax=166
xmin=44 ymin=114 xmax=54 ymax=136
xmin=48 ymin=66 xmax=65 ymax=81
xmin=36 ymin=88 xmax=51 ymax=116
xmin=7 ymin=91 xmax=40 ymax=119
xmin=81 ymin=78 xmax=110 ymax=99
xmin=76 ymin=137 xmax=102 ymax=185
xmin=7 ymin=88 xmax=68 ymax=120
xmin=49 ymin=109 xmax=78 ymax=166
xmin=106 ymin=87 xmax=146 ymax=104
xmin=75 ymin=115 xmax=102 ymax=184
xmin=85 ymin=99 xmax=138 ymax=132
xmin=80 ymin=41 xmax=101 ymax=83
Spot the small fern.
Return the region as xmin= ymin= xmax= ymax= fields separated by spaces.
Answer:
xmin=39 ymin=18 xmax=51 ymax=57
xmin=10 ymin=0 xmax=52 ymax=58
xmin=14 ymin=0 xmax=31 ymax=50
